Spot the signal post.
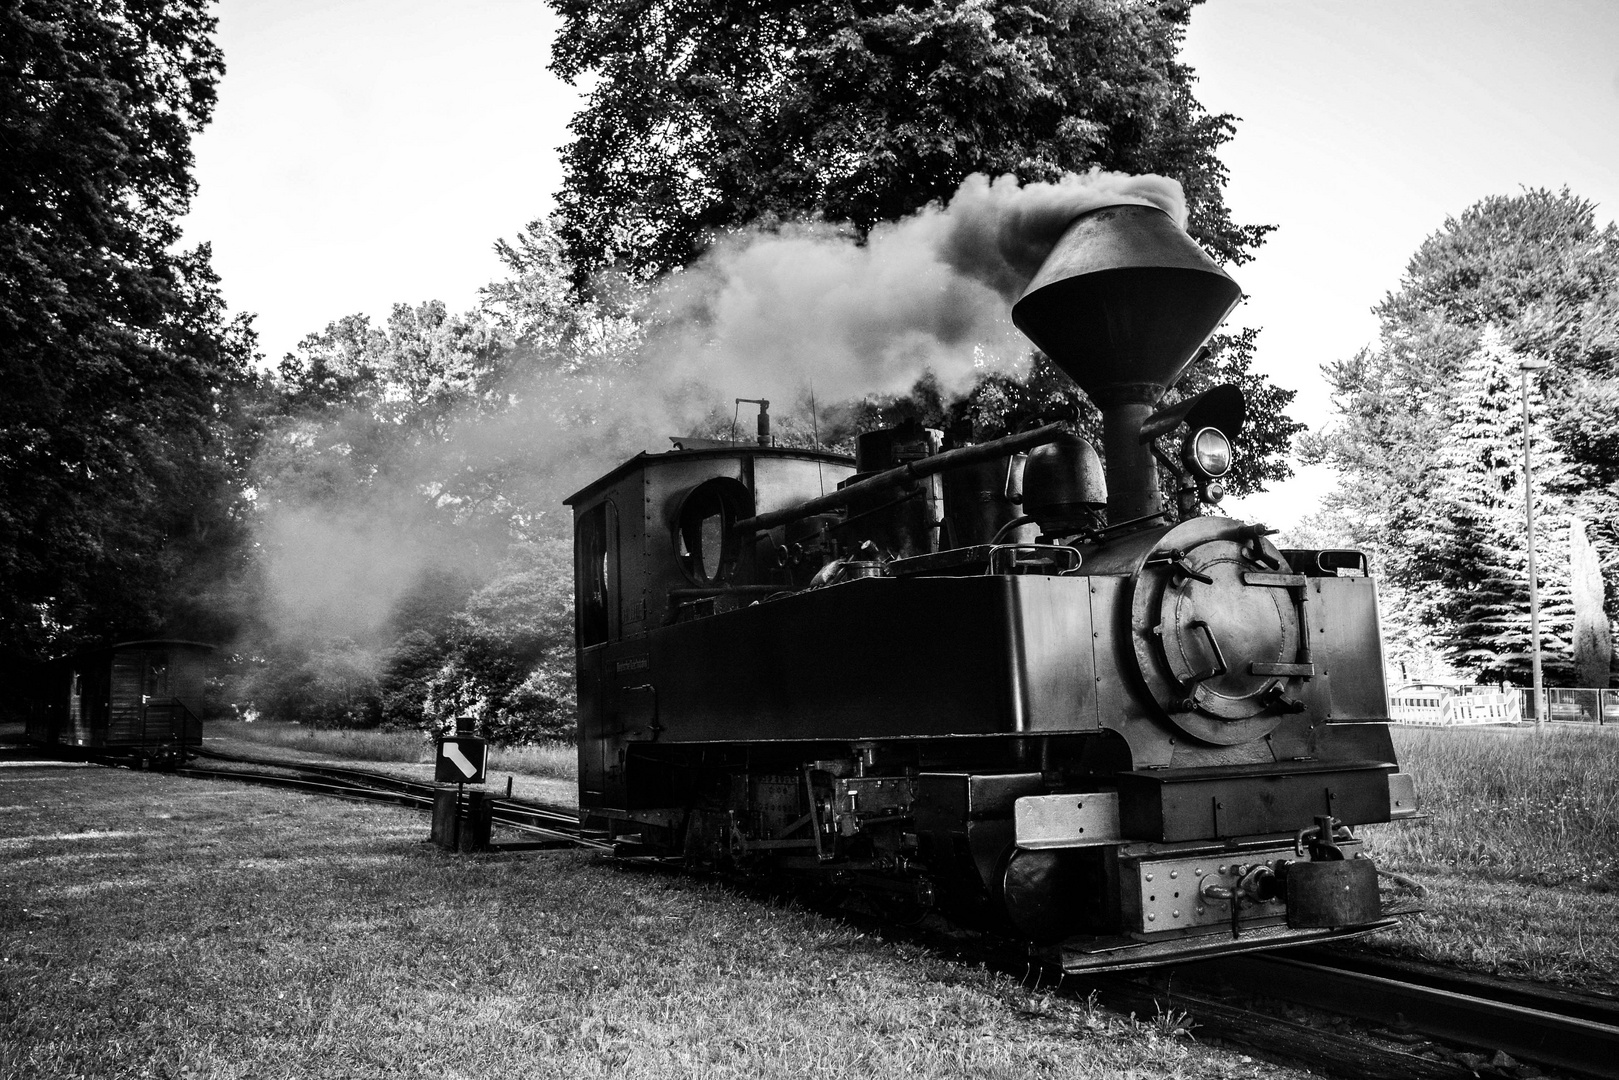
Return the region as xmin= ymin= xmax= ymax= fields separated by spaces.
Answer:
xmin=430 ymin=718 xmax=491 ymax=852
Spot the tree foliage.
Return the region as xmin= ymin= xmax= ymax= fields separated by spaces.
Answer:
xmin=1 ymin=0 xmax=256 ymax=660
xmin=549 ymin=0 xmax=1270 ymax=282
xmin=1415 ymin=333 xmax=1579 ymax=681
xmin=236 ymin=234 xmax=623 ymax=737
xmin=1305 ymin=189 xmax=1619 ymax=683
xmin=549 ymin=0 xmax=1297 ymax=497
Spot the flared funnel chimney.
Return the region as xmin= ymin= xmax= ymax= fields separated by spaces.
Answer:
xmin=1011 ymin=204 xmax=1242 ymax=522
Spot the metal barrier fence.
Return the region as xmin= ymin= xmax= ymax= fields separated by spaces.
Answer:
xmin=1390 ymin=685 xmax=1619 ymax=725
xmin=1523 ymin=687 xmax=1619 ymax=724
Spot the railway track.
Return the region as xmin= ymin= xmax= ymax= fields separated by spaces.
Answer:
xmin=180 ymin=749 xmax=605 ymax=850
xmin=1178 ymin=948 xmax=1619 ymax=1079
xmin=173 ymin=749 xmax=1618 ymax=1079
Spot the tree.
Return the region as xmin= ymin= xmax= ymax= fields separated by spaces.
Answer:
xmin=424 ymin=539 xmax=577 ymax=743
xmin=1306 ymin=191 xmax=1619 ymax=682
xmin=1570 ymin=518 xmax=1612 ymax=688
xmin=548 ymin=0 xmax=1270 ymax=283
xmin=236 ymin=230 xmax=633 ymax=733
xmin=547 ymin=0 xmax=1304 ymax=500
xmin=1 ymin=0 xmax=255 ymax=660
xmin=1415 ymin=332 xmax=1578 ymax=682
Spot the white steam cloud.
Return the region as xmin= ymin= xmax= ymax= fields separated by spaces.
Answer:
xmin=640 ymin=169 xmax=1186 ymax=405
xmin=246 ymin=169 xmax=1187 ymax=671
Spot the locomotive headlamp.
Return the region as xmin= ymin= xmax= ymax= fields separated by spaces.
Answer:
xmin=1184 ymin=426 xmax=1233 ymax=479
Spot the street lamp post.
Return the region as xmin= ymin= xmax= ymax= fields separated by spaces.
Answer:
xmin=1520 ymin=357 xmax=1550 ymax=723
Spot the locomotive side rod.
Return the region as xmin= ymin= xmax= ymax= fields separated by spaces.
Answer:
xmin=732 ymin=422 xmax=1070 ymax=535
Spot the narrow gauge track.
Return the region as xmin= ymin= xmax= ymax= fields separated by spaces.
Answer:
xmin=176 ymin=749 xmax=1616 ymax=1079
xmin=1176 ymin=949 xmax=1619 ymax=1080
xmin=180 ymin=749 xmax=604 ymax=850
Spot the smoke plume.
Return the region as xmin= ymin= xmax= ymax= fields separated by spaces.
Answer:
xmin=242 ymin=169 xmax=1188 ymax=700
xmin=638 ymin=169 xmax=1186 ymax=407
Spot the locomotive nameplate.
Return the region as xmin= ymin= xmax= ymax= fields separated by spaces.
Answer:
xmin=1014 ymin=793 xmax=1120 ymax=849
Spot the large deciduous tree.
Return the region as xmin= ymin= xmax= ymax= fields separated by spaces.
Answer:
xmin=548 ymin=0 xmax=1297 ymax=500
xmin=548 ymin=0 xmax=1270 ymax=281
xmin=238 ymin=230 xmax=639 ymax=732
xmin=1 ymin=0 xmax=256 ymax=660
xmin=1305 ymin=189 xmax=1619 ymax=684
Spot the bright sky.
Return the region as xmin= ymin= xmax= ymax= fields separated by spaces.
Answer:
xmin=180 ymin=0 xmax=1619 ymax=528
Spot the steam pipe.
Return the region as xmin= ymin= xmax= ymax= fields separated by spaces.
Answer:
xmin=1098 ymin=386 xmax=1164 ymax=522
xmin=733 ymin=423 xmax=1069 ymax=535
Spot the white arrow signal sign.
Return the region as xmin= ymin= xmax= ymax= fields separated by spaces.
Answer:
xmin=443 ymin=742 xmax=478 ymax=779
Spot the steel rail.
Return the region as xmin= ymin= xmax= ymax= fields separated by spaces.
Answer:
xmin=176 ymin=765 xmax=435 ymax=810
xmin=178 ymin=759 xmax=603 ymax=849
xmin=192 ymin=747 xmax=587 ymax=831
xmin=1187 ymin=951 xmax=1619 ymax=1080
xmin=1285 ymin=944 xmax=1619 ymax=1026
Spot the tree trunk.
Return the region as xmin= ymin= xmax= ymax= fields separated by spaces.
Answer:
xmin=1569 ymin=517 xmax=1613 ymax=687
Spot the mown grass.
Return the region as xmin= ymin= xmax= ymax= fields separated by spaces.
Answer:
xmin=208 ymin=719 xmax=578 ymax=782
xmin=1371 ymin=724 xmax=1619 ymax=889
xmin=1355 ymin=724 xmax=1619 ymax=988
xmin=0 ymin=767 xmax=1294 ymax=1080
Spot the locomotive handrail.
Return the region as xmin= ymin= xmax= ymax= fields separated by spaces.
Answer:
xmin=731 ymin=423 xmax=1070 ymax=535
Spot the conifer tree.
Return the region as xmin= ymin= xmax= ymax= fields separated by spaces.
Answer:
xmin=1307 ymin=189 xmax=1619 ymax=681
xmin=1420 ymin=330 xmax=1578 ymax=682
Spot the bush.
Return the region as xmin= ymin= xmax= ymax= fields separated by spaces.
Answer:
xmin=424 ymin=539 xmax=577 ymax=743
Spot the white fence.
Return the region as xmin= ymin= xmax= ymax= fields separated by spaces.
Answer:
xmin=1389 ymin=686 xmax=1520 ymax=726
xmin=1389 ymin=684 xmax=1619 ymax=726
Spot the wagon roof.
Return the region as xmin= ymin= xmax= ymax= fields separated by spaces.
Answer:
xmin=563 ymin=445 xmax=853 ymax=507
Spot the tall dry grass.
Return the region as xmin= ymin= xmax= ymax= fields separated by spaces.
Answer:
xmin=1367 ymin=725 xmax=1619 ymax=890
xmin=208 ymin=719 xmax=578 ymax=781
xmin=211 ymin=719 xmax=433 ymax=762
xmin=487 ymin=741 xmax=577 ymax=781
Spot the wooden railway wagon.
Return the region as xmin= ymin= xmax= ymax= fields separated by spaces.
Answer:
xmin=26 ymin=640 xmax=212 ymax=766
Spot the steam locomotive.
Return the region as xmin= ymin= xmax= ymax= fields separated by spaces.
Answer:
xmin=566 ymin=204 xmax=1418 ymax=971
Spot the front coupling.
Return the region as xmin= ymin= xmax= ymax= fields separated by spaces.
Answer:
xmin=1282 ymin=858 xmax=1381 ymax=928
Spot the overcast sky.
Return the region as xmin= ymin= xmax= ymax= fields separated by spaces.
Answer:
xmin=179 ymin=0 xmax=1619 ymax=528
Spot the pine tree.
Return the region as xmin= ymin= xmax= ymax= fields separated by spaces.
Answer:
xmin=1422 ymin=330 xmax=1579 ymax=682
xmin=1307 ymin=190 xmax=1619 ymax=679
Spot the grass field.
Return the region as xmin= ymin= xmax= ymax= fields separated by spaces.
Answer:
xmin=1355 ymin=724 xmax=1619 ymax=988
xmin=1377 ymin=724 xmax=1619 ymax=888
xmin=0 ymin=766 xmax=1295 ymax=1080
xmin=206 ymin=718 xmax=1619 ymax=990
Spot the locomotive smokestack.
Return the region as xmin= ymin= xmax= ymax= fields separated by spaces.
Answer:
xmin=1010 ymin=205 xmax=1241 ymax=522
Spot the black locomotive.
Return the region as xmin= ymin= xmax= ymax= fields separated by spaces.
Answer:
xmin=567 ymin=204 xmax=1417 ymax=971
